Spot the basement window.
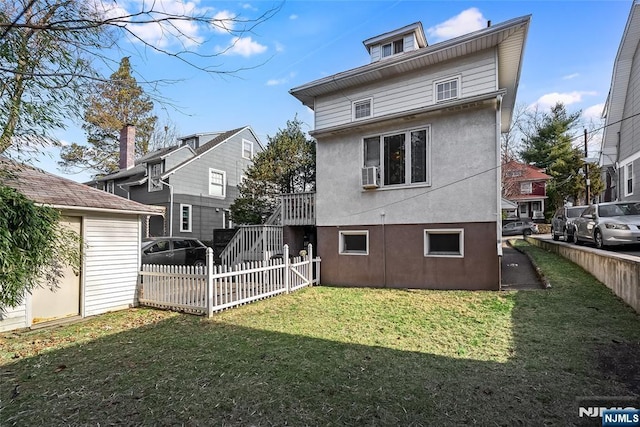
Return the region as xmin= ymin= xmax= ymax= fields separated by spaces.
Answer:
xmin=424 ymin=229 xmax=464 ymax=258
xmin=339 ymin=230 xmax=369 ymax=255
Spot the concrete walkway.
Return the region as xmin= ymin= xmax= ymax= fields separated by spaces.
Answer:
xmin=501 ymin=239 xmax=545 ymax=290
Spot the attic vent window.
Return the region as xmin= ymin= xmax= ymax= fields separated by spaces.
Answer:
xmin=435 ymin=77 xmax=460 ymax=102
xmin=353 ymin=98 xmax=372 ymax=120
xmin=381 ymin=38 xmax=404 ymax=58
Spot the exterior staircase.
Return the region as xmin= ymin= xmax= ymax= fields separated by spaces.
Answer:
xmin=219 ymin=192 xmax=316 ymax=266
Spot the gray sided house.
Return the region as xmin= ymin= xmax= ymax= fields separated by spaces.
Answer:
xmin=0 ymin=159 xmax=164 ymax=332
xmin=290 ymin=17 xmax=530 ymax=290
xmin=91 ymin=126 xmax=263 ymax=242
xmin=601 ymin=1 xmax=640 ymax=202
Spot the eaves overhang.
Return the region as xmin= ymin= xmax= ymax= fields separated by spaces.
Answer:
xmin=309 ymin=90 xmax=505 ymax=138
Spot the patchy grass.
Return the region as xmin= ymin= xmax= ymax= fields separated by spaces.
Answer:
xmin=1 ymin=242 xmax=640 ymax=426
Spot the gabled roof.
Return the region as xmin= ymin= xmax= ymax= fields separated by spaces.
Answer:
xmin=601 ymin=1 xmax=640 ymax=165
xmin=93 ymin=144 xmax=187 ymax=183
xmin=503 ymin=160 xmax=551 ymax=181
xmin=1 ymin=158 xmax=164 ymax=215
xmin=162 ymin=126 xmax=260 ymax=178
xmin=290 ymin=15 xmax=530 ymax=132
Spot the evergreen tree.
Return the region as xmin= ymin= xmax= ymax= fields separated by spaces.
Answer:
xmin=520 ymin=103 xmax=604 ymax=214
xmin=230 ymin=118 xmax=316 ymax=224
xmin=59 ymin=57 xmax=157 ymax=176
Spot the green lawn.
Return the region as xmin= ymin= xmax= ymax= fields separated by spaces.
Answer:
xmin=1 ymin=241 xmax=639 ymax=426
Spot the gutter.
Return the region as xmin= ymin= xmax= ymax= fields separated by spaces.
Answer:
xmin=41 ymin=204 xmax=164 ymax=217
xmin=496 ymin=94 xmax=503 ymax=258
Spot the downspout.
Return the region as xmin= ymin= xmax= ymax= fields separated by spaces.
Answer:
xmin=159 ymin=179 xmax=174 ymax=237
xmin=496 ymin=94 xmax=503 ymax=258
xmin=117 ymin=184 xmax=130 ymax=199
xmin=380 ymin=211 xmax=386 ymax=288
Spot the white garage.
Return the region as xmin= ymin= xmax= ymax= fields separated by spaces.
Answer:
xmin=0 ymin=161 xmax=164 ymax=331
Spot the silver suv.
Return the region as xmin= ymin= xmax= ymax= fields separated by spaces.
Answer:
xmin=551 ymin=205 xmax=587 ymax=243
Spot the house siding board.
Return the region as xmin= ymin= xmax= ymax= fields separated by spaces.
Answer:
xmin=619 ymin=41 xmax=640 ymax=161
xmin=170 ymin=128 xmax=257 ymax=196
xmin=164 ymin=147 xmax=194 ymax=170
xmin=317 ymin=222 xmax=499 ymax=290
xmin=0 ymin=304 xmax=27 ymax=332
xmin=129 ymin=185 xmax=168 ymax=205
xmin=83 ymin=215 xmax=141 ymax=316
xmin=316 ymin=107 xmax=498 ymax=227
xmin=315 ymin=49 xmax=497 ymax=130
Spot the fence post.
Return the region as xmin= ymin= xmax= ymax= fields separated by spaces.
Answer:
xmin=283 ymin=244 xmax=290 ymax=294
xmin=307 ymin=243 xmax=313 ymax=286
xmin=206 ymin=247 xmax=214 ymax=317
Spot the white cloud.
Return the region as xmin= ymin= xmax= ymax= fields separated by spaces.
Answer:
xmin=222 ymin=37 xmax=267 ymax=57
xmin=532 ymin=91 xmax=598 ymax=109
xmin=563 ymin=73 xmax=580 ymax=80
xmin=583 ymin=103 xmax=605 ymax=120
xmin=94 ymin=0 xmax=206 ymax=48
xmin=211 ymin=10 xmax=237 ymax=34
xmin=289 ymin=14 xmax=298 ymax=20
xmin=275 ymin=42 xmax=285 ymax=53
xmin=241 ymin=3 xmax=257 ymax=11
xmin=266 ymin=72 xmax=296 ymax=86
xmin=427 ymin=8 xmax=486 ymax=42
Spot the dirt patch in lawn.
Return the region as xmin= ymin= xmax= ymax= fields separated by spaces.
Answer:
xmin=596 ymin=340 xmax=640 ymax=395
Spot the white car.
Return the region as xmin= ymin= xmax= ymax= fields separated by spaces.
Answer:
xmin=573 ymin=202 xmax=640 ymax=249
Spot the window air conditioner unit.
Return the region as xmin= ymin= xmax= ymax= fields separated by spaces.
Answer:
xmin=361 ymin=166 xmax=380 ymax=189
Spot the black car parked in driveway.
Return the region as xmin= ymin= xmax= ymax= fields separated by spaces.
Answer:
xmin=142 ymin=237 xmax=208 ymax=267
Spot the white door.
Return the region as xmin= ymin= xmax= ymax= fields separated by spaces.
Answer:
xmin=31 ymin=216 xmax=82 ymax=325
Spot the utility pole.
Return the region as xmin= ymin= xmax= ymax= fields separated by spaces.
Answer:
xmin=584 ymin=128 xmax=590 ymax=205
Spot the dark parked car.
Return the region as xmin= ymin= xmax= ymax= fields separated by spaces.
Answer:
xmin=141 ymin=237 xmax=208 ymax=267
xmin=502 ymin=220 xmax=539 ymax=236
xmin=551 ymin=205 xmax=587 ymax=242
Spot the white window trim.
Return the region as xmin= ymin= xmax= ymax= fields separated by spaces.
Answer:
xmin=338 ymin=230 xmax=369 ymax=256
xmin=433 ymin=75 xmax=461 ymax=103
xmin=625 ymin=162 xmax=634 ymax=196
xmin=520 ymin=182 xmax=532 ymax=194
xmin=352 ymin=97 xmax=373 ymax=121
xmin=180 ymin=204 xmax=192 ymax=233
xmin=106 ymin=180 xmax=115 ymax=194
xmin=208 ymin=168 xmax=226 ymax=198
xmin=363 ymin=125 xmax=432 ymax=189
xmin=424 ymin=228 xmax=464 ymax=258
xmin=242 ymin=139 xmax=254 ymax=160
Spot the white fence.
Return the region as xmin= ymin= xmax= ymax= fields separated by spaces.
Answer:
xmin=139 ymin=244 xmax=320 ymax=316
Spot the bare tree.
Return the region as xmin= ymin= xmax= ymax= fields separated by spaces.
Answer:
xmin=0 ymin=0 xmax=281 ymax=157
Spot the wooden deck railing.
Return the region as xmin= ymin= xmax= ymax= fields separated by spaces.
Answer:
xmin=281 ymin=192 xmax=315 ymax=226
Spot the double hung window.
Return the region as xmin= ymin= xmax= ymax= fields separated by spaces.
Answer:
xmin=363 ymin=127 xmax=430 ymax=187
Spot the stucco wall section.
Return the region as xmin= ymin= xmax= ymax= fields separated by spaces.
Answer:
xmin=316 ymin=106 xmax=498 ymax=227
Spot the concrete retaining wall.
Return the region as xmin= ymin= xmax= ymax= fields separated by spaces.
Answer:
xmin=527 ymin=237 xmax=640 ymax=313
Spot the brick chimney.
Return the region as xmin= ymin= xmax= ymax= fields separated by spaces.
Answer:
xmin=119 ymin=124 xmax=135 ymax=170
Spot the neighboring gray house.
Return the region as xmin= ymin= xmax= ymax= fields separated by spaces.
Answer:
xmin=290 ymin=17 xmax=530 ymax=290
xmin=0 ymin=159 xmax=164 ymax=332
xmin=91 ymin=125 xmax=263 ymax=241
xmin=601 ymin=1 xmax=639 ymax=202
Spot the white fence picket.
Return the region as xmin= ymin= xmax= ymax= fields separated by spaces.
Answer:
xmin=139 ymin=245 xmax=320 ymax=317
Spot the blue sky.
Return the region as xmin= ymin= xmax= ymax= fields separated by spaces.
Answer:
xmin=32 ymin=0 xmax=633 ymax=182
